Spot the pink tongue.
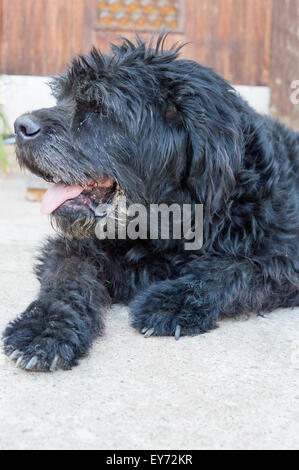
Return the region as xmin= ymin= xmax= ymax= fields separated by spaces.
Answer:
xmin=41 ymin=183 xmax=84 ymax=215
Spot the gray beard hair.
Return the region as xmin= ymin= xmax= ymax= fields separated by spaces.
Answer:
xmin=50 ymin=213 xmax=97 ymax=240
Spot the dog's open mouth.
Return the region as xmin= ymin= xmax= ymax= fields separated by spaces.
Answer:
xmin=41 ymin=178 xmax=118 ymax=215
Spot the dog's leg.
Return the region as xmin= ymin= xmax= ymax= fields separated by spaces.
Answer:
xmin=2 ymin=237 xmax=112 ymax=371
xmin=130 ymin=256 xmax=299 ymax=339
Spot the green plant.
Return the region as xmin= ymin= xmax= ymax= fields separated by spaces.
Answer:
xmin=0 ymin=104 xmax=10 ymax=172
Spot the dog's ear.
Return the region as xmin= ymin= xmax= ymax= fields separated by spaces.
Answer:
xmin=184 ymin=112 xmax=242 ymax=218
xmin=167 ymin=63 xmax=244 ymax=219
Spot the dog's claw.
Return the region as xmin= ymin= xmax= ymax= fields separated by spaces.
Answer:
xmin=25 ymin=356 xmax=38 ymax=371
xmin=16 ymin=356 xmax=24 ymax=368
xmin=9 ymin=350 xmax=22 ymax=361
xmin=144 ymin=327 xmax=154 ymax=338
xmin=175 ymin=324 xmax=181 ymax=340
xmin=50 ymin=355 xmax=59 ymax=372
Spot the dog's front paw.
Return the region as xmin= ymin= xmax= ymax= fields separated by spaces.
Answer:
xmin=2 ymin=300 xmax=91 ymax=371
xmin=130 ymin=279 xmax=216 ymax=340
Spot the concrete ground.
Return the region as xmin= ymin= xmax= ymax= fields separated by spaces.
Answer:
xmin=0 ymin=175 xmax=298 ymax=450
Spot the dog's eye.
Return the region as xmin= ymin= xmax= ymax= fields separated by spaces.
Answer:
xmin=73 ymin=104 xmax=112 ymax=132
xmin=73 ymin=113 xmax=89 ymax=132
xmin=78 ymin=116 xmax=89 ymax=128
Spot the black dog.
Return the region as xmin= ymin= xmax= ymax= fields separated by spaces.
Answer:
xmin=3 ymin=35 xmax=299 ymax=371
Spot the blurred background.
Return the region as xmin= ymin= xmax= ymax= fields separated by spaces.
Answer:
xmin=0 ymin=2 xmax=299 ymax=450
xmin=1 ymin=1 xmax=299 ymax=121
xmin=0 ymin=0 xmax=298 ymax=176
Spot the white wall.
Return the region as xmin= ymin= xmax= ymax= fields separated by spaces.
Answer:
xmin=0 ymin=75 xmax=56 ymax=133
xmin=0 ymin=75 xmax=271 ymax=132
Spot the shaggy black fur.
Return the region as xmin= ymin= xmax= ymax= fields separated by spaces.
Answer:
xmin=3 ymin=35 xmax=299 ymax=371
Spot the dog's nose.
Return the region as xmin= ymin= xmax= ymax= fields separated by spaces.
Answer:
xmin=14 ymin=115 xmax=41 ymax=140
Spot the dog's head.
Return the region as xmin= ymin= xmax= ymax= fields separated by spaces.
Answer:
xmin=15 ymin=34 xmax=251 ymax=241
